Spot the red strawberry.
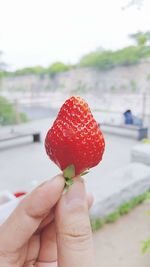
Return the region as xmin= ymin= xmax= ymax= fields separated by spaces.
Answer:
xmin=14 ymin=191 xmax=27 ymax=198
xmin=45 ymin=96 xmax=105 ymax=177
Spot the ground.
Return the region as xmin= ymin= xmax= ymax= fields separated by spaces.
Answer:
xmin=93 ymin=201 xmax=150 ymax=267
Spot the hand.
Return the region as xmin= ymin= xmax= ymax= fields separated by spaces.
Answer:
xmin=0 ymin=175 xmax=95 ymax=267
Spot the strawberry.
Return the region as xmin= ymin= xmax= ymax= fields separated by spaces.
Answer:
xmin=45 ymin=96 xmax=105 ymax=180
xmin=14 ymin=191 xmax=27 ymax=198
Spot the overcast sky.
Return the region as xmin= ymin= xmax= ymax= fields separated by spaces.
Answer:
xmin=0 ymin=0 xmax=150 ymax=70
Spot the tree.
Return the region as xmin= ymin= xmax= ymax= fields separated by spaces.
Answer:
xmin=14 ymin=66 xmax=45 ymax=76
xmin=47 ymin=62 xmax=70 ymax=76
xmin=0 ymin=51 xmax=5 ymax=90
xmin=0 ymin=51 xmax=7 ymax=71
xmin=123 ymin=0 xmax=144 ymax=10
xmin=79 ymin=46 xmax=143 ymax=70
xmin=0 ymin=96 xmax=28 ymax=125
xmin=129 ymin=31 xmax=150 ymax=46
xmin=0 ymin=51 xmax=3 ymax=70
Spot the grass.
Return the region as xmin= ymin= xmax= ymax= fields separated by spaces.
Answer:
xmin=142 ymin=139 xmax=150 ymax=144
xmin=142 ymin=238 xmax=150 ymax=254
xmin=105 ymin=211 xmax=120 ymax=223
xmin=91 ymin=190 xmax=150 ymax=232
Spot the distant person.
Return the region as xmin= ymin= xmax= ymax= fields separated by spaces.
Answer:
xmin=123 ymin=109 xmax=133 ymax=125
xmin=123 ymin=110 xmax=143 ymax=126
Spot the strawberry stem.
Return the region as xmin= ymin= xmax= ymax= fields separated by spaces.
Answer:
xmin=63 ymin=164 xmax=75 ymax=190
xmin=65 ymin=177 xmax=74 ymax=187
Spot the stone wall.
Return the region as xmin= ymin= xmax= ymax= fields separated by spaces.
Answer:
xmin=1 ymin=60 xmax=150 ymax=94
xmin=1 ymin=61 xmax=150 ymax=122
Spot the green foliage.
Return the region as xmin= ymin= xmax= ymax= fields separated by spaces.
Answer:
xmin=19 ymin=112 xmax=28 ymax=123
xmin=142 ymin=239 xmax=150 ymax=254
xmin=3 ymin=30 xmax=150 ymax=77
xmin=9 ymin=62 xmax=71 ymax=77
xmin=144 ymin=192 xmax=150 ymax=200
xmin=0 ymin=70 xmax=7 ymax=78
xmin=112 ymin=46 xmax=140 ymax=65
xmin=0 ymin=96 xmax=28 ymax=125
xmin=0 ymin=96 xmax=16 ymax=125
xmin=0 ymin=51 xmax=7 ymax=71
xmin=13 ymin=66 xmax=46 ymax=76
xmin=47 ymin=62 xmax=70 ymax=77
xmin=147 ymin=73 xmax=150 ymax=80
xmin=0 ymin=51 xmax=8 ymax=78
xmin=91 ymin=190 xmax=150 ymax=232
xmin=79 ymin=46 xmax=150 ymax=70
xmin=129 ymin=31 xmax=150 ymax=46
xmin=91 ymin=218 xmax=105 ymax=231
xmin=142 ymin=208 xmax=150 ymax=254
xmin=141 ymin=192 xmax=150 ymax=254
xmin=118 ymin=202 xmax=132 ymax=215
xmin=130 ymin=194 xmax=146 ymax=207
xmin=79 ymin=50 xmax=114 ymax=70
xmin=142 ymin=139 xmax=150 ymax=144
xmin=105 ymin=211 xmax=120 ymax=223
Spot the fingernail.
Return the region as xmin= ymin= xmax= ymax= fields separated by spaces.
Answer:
xmin=65 ymin=178 xmax=85 ymax=205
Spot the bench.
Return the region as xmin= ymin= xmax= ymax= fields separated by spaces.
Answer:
xmin=99 ymin=123 xmax=148 ymax=140
xmin=0 ymin=131 xmax=41 ymax=144
xmin=131 ymin=143 xmax=150 ymax=166
xmin=89 ymin=162 xmax=150 ymax=218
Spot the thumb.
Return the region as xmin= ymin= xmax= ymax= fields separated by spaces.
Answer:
xmin=55 ymin=177 xmax=95 ymax=267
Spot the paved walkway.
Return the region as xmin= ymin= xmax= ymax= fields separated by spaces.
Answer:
xmin=93 ymin=202 xmax=150 ymax=267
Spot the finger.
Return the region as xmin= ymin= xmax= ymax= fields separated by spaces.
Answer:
xmin=36 ymin=262 xmax=57 ymax=267
xmin=36 ymin=210 xmax=54 ymax=234
xmin=36 ymin=193 xmax=93 ymax=234
xmin=25 ymin=234 xmax=40 ymax=263
xmin=87 ymin=192 xmax=94 ymax=209
xmin=38 ymin=222 xmax=57 ymax=263
xmin=0 ymin=175 xmax=65 ymax=252
xmin=55 ymin=177 xmax=95 ymax=267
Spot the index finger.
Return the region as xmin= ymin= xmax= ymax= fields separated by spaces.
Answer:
xmin=0 ymin=175 xmax=64 ymax=252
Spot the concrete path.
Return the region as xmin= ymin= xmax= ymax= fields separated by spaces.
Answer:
xmin=93 ymin=201 xmax=150 ymax=267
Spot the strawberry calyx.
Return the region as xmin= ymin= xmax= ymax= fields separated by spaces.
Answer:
xmin=63 ymin=164 xmax=75 ymax=189
xmin=81 ymin=170 xmax=89 ymax=176
xmin=63 ymin=165 xmax=90 ymax=190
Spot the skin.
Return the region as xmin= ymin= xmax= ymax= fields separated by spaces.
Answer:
xmin=0 ymin=175 xmax=95 ymax=267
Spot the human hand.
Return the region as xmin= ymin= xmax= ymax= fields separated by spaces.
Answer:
xmin=0 ymin=175 xmax=95 ymax=267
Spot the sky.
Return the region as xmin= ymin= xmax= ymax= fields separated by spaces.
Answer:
xmin=0 ymin=0 xmax=150 ymax=70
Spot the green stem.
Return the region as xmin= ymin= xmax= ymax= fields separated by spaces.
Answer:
xmin=63 ymin=164 xmax=75 ymax=190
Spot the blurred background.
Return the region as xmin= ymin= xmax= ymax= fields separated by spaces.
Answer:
xmin=1 ymin=0 xmax=150 ymax=125
xmin=1 ymin=0 xmax=150 ymax=266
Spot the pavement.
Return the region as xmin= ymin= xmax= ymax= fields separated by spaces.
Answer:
xmin=0 ymin=118 xmax=137 ymax=193
xmin=93 ymin=201 xmax=150 ymax=267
